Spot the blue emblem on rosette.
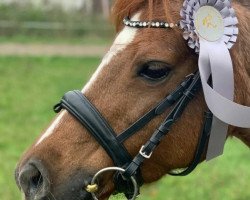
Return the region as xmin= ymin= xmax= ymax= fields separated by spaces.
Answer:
xmin=179 ymin=0 xmax=250 ymax=160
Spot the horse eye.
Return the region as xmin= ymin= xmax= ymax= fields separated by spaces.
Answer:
xmin=138 ymin=61 xmax=171 ymax=82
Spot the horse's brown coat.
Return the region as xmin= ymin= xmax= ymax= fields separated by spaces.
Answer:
xmin=17 ymin=1 xmax=250 ymax=199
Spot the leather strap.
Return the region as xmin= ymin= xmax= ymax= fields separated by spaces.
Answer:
xmin=169 ymin=111 xmax=213 ymax=176
xmin=54 ymin=91 xmax=143 ymax=197
xmin=54 ymin=90 xmax=132 ymax=167
xmin=116 ymin=74 xmax=195 ymax=143
xmin=123 ymin=72 xmax=204 ymax=178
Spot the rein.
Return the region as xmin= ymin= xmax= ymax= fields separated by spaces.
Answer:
xmin=54 ymin=72 xmax=213 ymax=199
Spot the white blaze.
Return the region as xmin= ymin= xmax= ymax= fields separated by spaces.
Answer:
xmin=82 ymin=12 xmax=141 ymax=92
xmin=36 ymin=110 xmax=66 ymax=145
xmin=35 ymin=13 xmax=140 ymax=146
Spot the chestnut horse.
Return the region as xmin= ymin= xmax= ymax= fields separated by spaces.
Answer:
xmin=15 ymin=0 xmax=250 ymax=200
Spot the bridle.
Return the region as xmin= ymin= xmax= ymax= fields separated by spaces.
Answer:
xmin=53 ymin=17 xmax=213 ymax=200
xmin=54 ymin=73 xmax=212 ymax=199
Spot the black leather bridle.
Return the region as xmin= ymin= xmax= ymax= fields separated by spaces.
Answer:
xmin=53 ymin=72 xmax=213 ymax=198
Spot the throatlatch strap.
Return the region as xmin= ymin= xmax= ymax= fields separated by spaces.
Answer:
xmin=54 ymin=90 xmax=132 ymax=167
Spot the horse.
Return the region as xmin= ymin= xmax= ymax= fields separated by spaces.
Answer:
xmin=15 ymin=0 xmax=250 ymax=200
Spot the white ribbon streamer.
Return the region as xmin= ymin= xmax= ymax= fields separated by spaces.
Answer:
xmin=199 ymin=40 xmax=250 ymax=127
xmin=181 ymin=0 xmax=250 ymax=160
xmin=199 ymin=38 xmax=250 ymax=159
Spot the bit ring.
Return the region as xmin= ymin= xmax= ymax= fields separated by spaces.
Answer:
xmin=86 ymin=167 xmax=138 ymax=200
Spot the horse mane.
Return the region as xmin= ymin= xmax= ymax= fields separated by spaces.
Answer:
xmin=112 ymin=0 xmax=146 ymax=30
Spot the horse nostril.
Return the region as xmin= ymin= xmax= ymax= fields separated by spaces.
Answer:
xmin=29 ymin=170 xmax=44 ymax=194
xmin=17 ymin=160 xmax=50 ymax=199
xmin=31 ymin=172 xmax=43 ymax=188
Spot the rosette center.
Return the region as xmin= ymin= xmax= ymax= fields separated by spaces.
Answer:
xmin=194 ymin=6 xmax=224 ymax=42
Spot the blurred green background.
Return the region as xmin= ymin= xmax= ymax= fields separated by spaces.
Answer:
xmin=0 ymin=0 xmax=113 ymax=44
xmin=0 ymin=1 xmax=249 ymax=200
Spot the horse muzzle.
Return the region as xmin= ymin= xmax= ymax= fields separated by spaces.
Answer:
xmin=15 ymin=158 xmax=95 ymax=200
xmin=15 ymin=159 xmax=50 ymax=200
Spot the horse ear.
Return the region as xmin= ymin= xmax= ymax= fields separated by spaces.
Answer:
xmin=111 ymin=0 xmax=145 ymax=32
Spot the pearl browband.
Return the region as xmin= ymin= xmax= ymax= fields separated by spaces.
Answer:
xmin=123 ymin=16 xmax=179 ymax=29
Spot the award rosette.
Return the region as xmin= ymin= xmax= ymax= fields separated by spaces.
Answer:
xmin=180 ymin=0 xmax=238 ymax=52
xmin=180 ymin=0 xmax=250 ymax=160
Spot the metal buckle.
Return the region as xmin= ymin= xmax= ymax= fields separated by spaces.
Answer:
xmin=86 ymin=167 xmax=139 ymax=200
xmin=139 ymin=145 xmax=152 ymax=159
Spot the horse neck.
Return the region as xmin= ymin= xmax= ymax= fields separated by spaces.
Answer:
xmin=229 ymin=3 xmax=250 ymax=146
xmin=234 ymin=4 xmax=250 ymax=73
xmin=233 ymin=3 xmax=250 ymax=104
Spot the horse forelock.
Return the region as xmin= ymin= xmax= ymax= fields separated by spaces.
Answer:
xmin=112 ymin=0 xmax=183 ymax=32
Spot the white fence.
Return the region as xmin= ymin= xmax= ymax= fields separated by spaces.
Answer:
xmin=0 ymin=0 xmax=111 ymax=15
xmin=0 ymin=0 xmax=85 ymax=11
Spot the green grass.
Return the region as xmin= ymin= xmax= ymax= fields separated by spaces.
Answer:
xmin=0 ymin=56 xmax=249 ymax=200
xmin=140 ymin=139 xmax=250 ymax=200
xmin=0 ymin=56 xmax=98 ymax=199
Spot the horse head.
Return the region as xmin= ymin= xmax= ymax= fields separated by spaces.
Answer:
xmin=15 ymin=1 xmax=250 ymax=200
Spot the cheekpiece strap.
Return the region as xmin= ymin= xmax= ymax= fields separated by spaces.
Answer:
xmin=116 ymin=74 xmax=195 ymax=143
xmin=123 ymin=72 xmax=204 ymax=178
